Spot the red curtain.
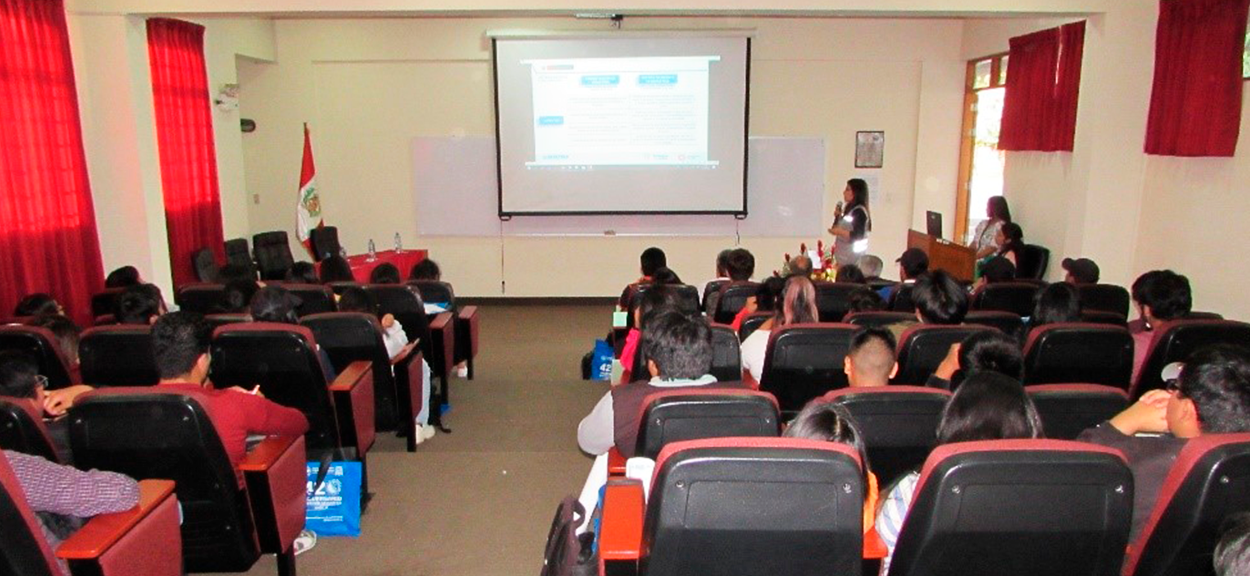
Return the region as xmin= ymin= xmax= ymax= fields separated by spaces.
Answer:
xmin=147 ymin=18 xmax=224 ymax=288
xmin=999 ymin=21 xmax=1086 ymax=152
xmin=1145 ymin=0 xmax=1250 ymax=157
xmin=0 ymin=0 xmax=105 ymax=326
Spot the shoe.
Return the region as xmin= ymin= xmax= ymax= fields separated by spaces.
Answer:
xmin=455 ymin=365 xmax=468 ymax=378
xmin=421 ymin=424 xmax=436 ymax=440
xmin=294 ymin=530 xmax=317 ymax=556
xmin=413 ymin=424 xmax=427 ymax=445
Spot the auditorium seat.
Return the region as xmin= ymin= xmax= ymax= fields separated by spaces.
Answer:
xmin=712 ymin=281 xmax=759 ymax=324
xmin=598 ymin=438 xmax=864 ymax=576
xmin=90 ymin=288 xmax=126 ymax=318
xmin=737 ymin=311 xmax=771 ymax=342
xmin=1077 ymin=283 xmax=1131 ymax=318
xmin=1025 ymin=384 xmax=1129 ymax=440
xmin=210 ymin=323 xmax=376 ymax=467
xmin=410 ymin=280 xmax=481 ymax=379
xmin=69 ymin=388 xmax=303 ymax=575
xmin=252 ymin=231 xmax=295 ymax=281
xmin=409 ymin=280 xmax=455 ymax=310
xmin=701 ymin=279 xmax=728 ymax=313
xmin=893 ymin=325 xmax=995 ymax=385
xmin=634 ymin=389 xmax=780 ymax=459
xmin=301 ymin=312 xmax=425 ymax=451
xmin=625 ymin=324 xmax=740 ymax=384
xmin=279 ymin=283 xmax=336 ymax=317
xmin=844 ymin=310 xmax=915 ymax=328
xmin=822 ymin=386 xmax=950 ymax=488
xmin=1122 ymin=433 xmax=1250 ymax=576
xmin=224 ymin=238 xmax=254 ymax=272
xmin=758 ymin=323 xmax=856 ymax=415
xmin=79 ymin=325 xmax=159 ymax=387
xmin=0 ymin=446 xmax=181 ymax=576
xmin=327 ymin=281 xmax=361 ymax=296
xmin=1185 ymin=311 xmax=1224 ymax=321
xmin=204 ymin=313 xmax=251 ymax=329
xmin=175 ymin=283 xmax=227 ymax=314
xmin=1132 ymin=319 xmax=1250 ymax=399
xmin=888 ymin=284 xmax=916 ymax=312
xmin=972 ymin=282 xmax=1040 ymax=317
xmin=0 ymin=398 xmax=61 ymax=463
xmin=1016 ymin=244 xmax=1050 ymax=280
xmin=0 ymin=325 xmax=77 ymax=389
xmin=367 ymin=284 xmax=454 ymax=428
xmin=1081 ymin=309 xmax=1129 ymax=327
xmin=1022 ymin=323 xmax=1134 ymax=389
xmin=93 ymin=314 xmax=117 ymax=326
xmin=625 ymin=284 xmax=699 ymax=330
xmin=887 ymin=439 xmax=1133 ymax=576
xmin=813 ymin=282 xmax=862 ymax=323
xmin=309 ymin=225 xmax=342 ymax=262
xmin=192 ymin=248 xmax=219 ymax=283
xmin=965 ymin=310 xmax=1026 ymax=342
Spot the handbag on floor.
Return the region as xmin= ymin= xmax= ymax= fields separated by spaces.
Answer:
xmin=540 ymin=496 xmax=596 ymax=576
xmin=305 ymin=460 xmax=363 ymax=537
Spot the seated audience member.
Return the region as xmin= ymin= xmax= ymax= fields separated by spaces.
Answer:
xmin=285 ymin=261 xmax=319 ymax=284
xmin=409 ymin=258 xmax=441 ymax=282
xmin=877 ymin=370 xmax=1044 ymax=572
xmin=250 ymin=286 xmax=336 ymax=381
xmin=1129 ymin=270 xmax=1193 ymax=382
xmin=152 ymin=311 xmax=309 ymax=477
xmin=1062 ymin=257 xmax=1100 ymax=285
xmin=1216 ymin=513 xmax=1250 ymax=576
xmin=619 ymin=284 xmax=701 ymax=382
xmin=730 ymin=276 xmax=786 ymax=332
xmin=783 ymin=401 xmax=878 ymax=533
xmin=4 ymin=449 xmax=139 ymax=575
xmin=842 ymin=327 xmax=897 ymax=388
xmin=213 ymin=278 xmax=260 ymax=315
xmin=617 ymin=247 xmax=667 ymax=311
xmin=217 ymin=263 xmax=256 ymax=284
xmin=115 ymin=284 xmax=165 ymax=325
xmin=847 ymin=286 xmax=886 ymax=313
xmin=702 ymin=248 xmax=733 ymax=294
xmin=14 ymin=293 xmax=62 ymax=318
xmin=578 ymin=311 xmax=729 ymax=457
xmin=786 ymin=254 xmax=814 ymax=279
xmin=1079 ymin=344 xmax=1250 ymax=543
xmin=318 ymin=254 xmax=356 ymax=284
xmin=705 ymin=247 xmax=753 ymax=314
xmin=740 ymin=275 xmax=820 ymax=383
xmin=995 ymin=222 xmax=1025 ymax=266
xmin=649 ymin=266 xmax=682 ymax=286
xmin=29 ymin=315 xmax=82 ymax=368
xmin=104 ymin=265 xmax=142 ymax=289
xmin=974 ymin=255 xmax=1016 ymax=291
xmin=369 ymin=263 xmax=402 ymax=285
xmin=880 ymin=248 xmax=929 ymax=301
xmin=337 ymin=287 xmax=435 ymax=443
xmin=836 ymin=264 xmax=866 ymax=284
xmin=0 ymin=351 xmax=74 ymax=461
xmin=929 ymin=330 xmax=1024 ymax=390
xmin=1030 ymin=282 xmax=1082 ymax=329
xmin=885 ymin=269 xmax=969 ymax=340
xmin=857 ymin=254 xmax=886 ymax=283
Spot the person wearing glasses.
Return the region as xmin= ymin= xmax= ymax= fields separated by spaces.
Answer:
xmin=0 ymin=351 xmax=78 ymax=463
xmin=1079 ymin=344 xmax=1250 ymax=543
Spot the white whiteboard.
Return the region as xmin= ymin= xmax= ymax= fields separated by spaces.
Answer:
xmin=412 ymin=136 xmax=824 ymax=237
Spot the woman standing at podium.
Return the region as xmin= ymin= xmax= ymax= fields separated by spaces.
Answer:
xmin=828 ymin=178 xmax=872 ymax=266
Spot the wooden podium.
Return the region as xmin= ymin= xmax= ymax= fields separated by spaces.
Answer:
xmin=907 ymin=229 xmax=976 ymax=282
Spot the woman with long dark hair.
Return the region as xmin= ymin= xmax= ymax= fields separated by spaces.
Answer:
xmin=970 ymin=195 xmax=1012 ymax=258
xmin=828 ymin=178 xmax=872 ymax=266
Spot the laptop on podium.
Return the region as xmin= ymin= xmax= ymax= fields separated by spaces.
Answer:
xmin=926 ymin=211 xmax=943 ymax=239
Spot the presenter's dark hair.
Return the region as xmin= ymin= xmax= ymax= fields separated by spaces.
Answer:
xmin=641 ymin=311 xmax=712 ymax=380
xmin=105 ymin=266 xmax=141 ymax=289
xmin=846 ymin=178 xmax=869 ymax=209
xmin=14 ymin=294 xmax=59 ymax=318
xmin=987 ymin=196 xmax=1012 ymax=223
xmin=912 ymin=270 xmax=969 ymax=325
xmin=151 ymin=311 xmax=212 ymax=379
xmin=1031 ymin=282 xmax=1082 ymax=327
xmin=937 ymin=370 xmax=1043 ymax=445
xmin=409 ymin=259 xmax=441 ymax=281
xmin=369 ymin=263 xmax=401 ymax=285
xmin=285 ymin=262 xmax=319 ymax=284
xmin=726 ymin=249 xmax=755 ymax=281
xmin=319 ymin=255 xmax=355 ymax=283
xmin=1131 ymin=270 xmax=1192 ymax=321
xmin=640 ymin=247 xmax=667 ymax=277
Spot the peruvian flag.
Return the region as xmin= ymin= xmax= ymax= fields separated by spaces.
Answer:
xmin=295 ymin=124 xmax=324 ymax=256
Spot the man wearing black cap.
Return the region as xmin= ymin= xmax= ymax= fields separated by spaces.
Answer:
xmin=879 ymin=248 xmax=929 ymax=301
xmin=1062 ymin=257 xmax=1100 ymax=285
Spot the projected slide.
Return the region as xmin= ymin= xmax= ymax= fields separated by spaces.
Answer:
xmin=525 ymin=56 xmax=719 ymax=168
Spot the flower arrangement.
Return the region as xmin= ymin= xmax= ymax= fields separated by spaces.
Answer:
xmin=779 ymin=240 xmax=838 ymax=281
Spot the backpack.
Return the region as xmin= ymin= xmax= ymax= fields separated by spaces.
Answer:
xmin=540 ymin=496 xmax=597 ymax=576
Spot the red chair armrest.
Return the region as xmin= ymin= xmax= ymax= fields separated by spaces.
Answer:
xmin=864 ymin=528 xmax=887 ymax=559
xmin=599 ymin=479 xmax=644 ymax=575
xmin=429 ymin=312 xmax=455 ymax=377
xmin=392 ymin=344 xmax=425 ymax=452
xmin=390 ymin=340 xmax=420 ymax=367
xmin=329 ymin=360 xmax=370 ymax=392
xmin=330 ymin=360 xmax=376 ymax=455
xmin=244 ymin=435 xmax=308 ymax=554
xmin=608 ymin=447 xmax=626 ymax=476
xmin=57 ymin=480 xmax=177 ymax=559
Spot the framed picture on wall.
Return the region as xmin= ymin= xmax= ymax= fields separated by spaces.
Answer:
xmin=855 ymin=131 xmax=884 ymax=168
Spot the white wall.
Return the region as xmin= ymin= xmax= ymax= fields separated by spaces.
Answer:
xmin=236 ymin=16 xmax=966 ymax=296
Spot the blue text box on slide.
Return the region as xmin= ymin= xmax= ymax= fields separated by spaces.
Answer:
xmin=537 ymin=116 xmax=564 ymax=126
xmin=580 ymin=75 xmax=620 ymax=86
xmin=638 ymin=74 xmax=678 ymax=85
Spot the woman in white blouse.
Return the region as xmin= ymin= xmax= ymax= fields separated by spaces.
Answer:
xmin=969 ymin=195 xmax=1012 ymax=259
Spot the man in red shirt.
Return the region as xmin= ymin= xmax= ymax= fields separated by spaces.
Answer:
xmin=150 ymin=311 xmax=309 ymax=479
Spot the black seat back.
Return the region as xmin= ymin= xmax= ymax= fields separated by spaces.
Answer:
xmin=210 ymin=324 xmax=341 ymax=451
xmin=301 ymin=312 xmax=399 ymax=430
xmin=758 ymin=323 xmax=856 ymax=415
xmin=965 ymin=310 xmax=1026 ymax=342
xmin=973 ymin=282 xmax=1040 ymax=316
xmin=69 ymin=389 xmax=259 ymax=572
xmin=0 ymin=398 xmax=60 ymax=463
xmin=1078 ymin=284 xmax=1131 ymax=317
xmin=894 ymin=325 xmax=996 ymax=385
xmin=813 ymin=282 xmax=862 ymax=323
xmin=365 ymin=285 xmax=431 ymax=345
xmin=193 ymin=248 xmax=219 ymax=283
xmin=636 ymin=390 xmax=780 ymax=459
xmin=79 ymin=325 xmax=159 ymax=387
xmin=713 ymin=282 xmax=759 ymax=324
xmin=409 ymin=280 xmax=456 ymax=310
xmin=642 ymin=438 xmax=863 ymax=576
xmin=309 ymin=226 xmax=341 ymax=262
xmin=175 ymin=283 xmax=227 ymax=315
xmin=889 ymin=284 xmax=916 ymax=312
xmin=1022 ymin=323 xmax=1134 ymax=389
xmin=281 ymin=283 xmax=336 ymax=317
xmin=90 ymin=288 xmax=126 ymax=318
xmin=701 ymin=280 xmax=728 ymax=313
xmin=889 ymin=440 xmax=1133 ymax=576
xmin=1133 ymin=320 xmax=1250 ymax=399
xmin=0 ymin=326 xmax=74 ymax=390
xmin=709 ymin=325 xmax=741 ymax=383
xmin=224 ymin=238 xmax=253 ymax=270
xmin=1025 ymin=384 xmax=1130 ymax=440
xmin=823 ymin=386 xmax=950 ymax=488
xmin=737 ymin=312 xmax=772 ymax=342
xmin=1081 ymin=309 xmax=1128 ymax=327
xmin=252 ymin=231 xmax=295 ymax=281
xmin=1017 ymin=244 xmax=1050 ymax=279
xmin=844 ymin=311 xmax=915 ymax=328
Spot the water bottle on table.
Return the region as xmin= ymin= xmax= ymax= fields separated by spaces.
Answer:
xmin=367 ymin=239 xmax=376 ymax=261
xmin=394 ymin=232 xmax=403 ymax=254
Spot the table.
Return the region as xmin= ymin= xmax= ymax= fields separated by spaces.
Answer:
xmin=318 ymin=249 xmax=427 ymax=283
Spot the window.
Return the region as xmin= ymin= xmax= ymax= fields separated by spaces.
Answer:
xmin=954 ymin=53 xmax=1009 ymax=243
